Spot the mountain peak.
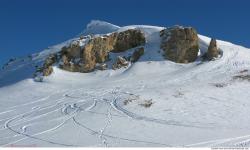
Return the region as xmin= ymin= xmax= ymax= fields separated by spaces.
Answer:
xmin=81 ymin=20 xmax=120 ymax=35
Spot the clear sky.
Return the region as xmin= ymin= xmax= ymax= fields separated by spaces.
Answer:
xmin=0 ymin=0 xmax=249 ymax=65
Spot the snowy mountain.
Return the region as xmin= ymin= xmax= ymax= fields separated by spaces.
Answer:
xmin=81 ymin=20 xmax=120 ymax=35
xmin=1 ymin=20 xmax=250 ymax=147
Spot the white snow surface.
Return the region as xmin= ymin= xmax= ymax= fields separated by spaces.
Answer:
xmin=81 ymin=20 xmax=120 ymax=35
xmin=1 ymin=21 xmax=250 ymax=147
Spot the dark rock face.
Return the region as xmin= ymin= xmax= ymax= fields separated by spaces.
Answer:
xmin=130 ymin=47 xmax=144 ymax=63
xmin=207 ymin=38 xmax=219 ymax=60
xmin=112 ymin=56 xmax=129 ymax=70
xmin=160 ymin=26 xmax=199 ymax=63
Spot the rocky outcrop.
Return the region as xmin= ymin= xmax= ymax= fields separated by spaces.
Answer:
xmin=130 ymin=47 xmax=144 ymax=63
xmin=113 ymin=29 xmax=146 ymax=52
xmin=42 ymin=54 xmax=57 ymax=76
xmin=60 ymin=55 xmax=76 ymax=72
xmin=59 ymin=29 xmax=145 ymax=73
xmin=43 ymin=66 xmax=53 ymax=76
xmin=206 ymin=38 xmax=219 ymax=60
xmin=89 ymin=34 xmax=117 ymax=63
xmin=80 ymin=43 xmax=97 ymax=72
xmin=112 ymin=56 xmax=129 ymax=70
xmin=61 ymin=42 xmax=81 ymax=59
xmin=160 ymin=26 xmax=199 ymax=63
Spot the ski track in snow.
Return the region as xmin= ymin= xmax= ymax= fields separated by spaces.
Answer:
xmin=1 ymin=72 xmax=250 ymax=147
xmin=2 ymin=61 xmax=250 ymax=147
xmin=0 ymin=88 xmax=174 ymax=147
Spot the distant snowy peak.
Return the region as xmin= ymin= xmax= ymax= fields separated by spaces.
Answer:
xmin=82 ymin=20 xmax=120 ymax=35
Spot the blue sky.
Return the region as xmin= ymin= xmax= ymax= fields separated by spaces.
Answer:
xmin=0 ymin=0 xmax=249 ymax=65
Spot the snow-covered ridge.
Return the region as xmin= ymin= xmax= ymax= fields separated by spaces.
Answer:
xmin=1 ymin=20 xmax=249 ymax=89
xmin=81 ymin=20 xmax=120 ymax=35
xmin=1 ymin=20 xmax=250 ymax=147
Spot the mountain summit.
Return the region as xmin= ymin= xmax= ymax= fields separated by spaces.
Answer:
xmin=82 ymin=20 xmax=120 ymax=35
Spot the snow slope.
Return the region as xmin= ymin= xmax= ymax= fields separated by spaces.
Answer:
xmin=1 ymin=20 xmax=250 ymax=147
xmin=81 ymin=20 xmax=120 ymax=35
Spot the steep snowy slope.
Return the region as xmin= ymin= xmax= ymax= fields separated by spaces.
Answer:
xmin=1 ymin=21 xmax=250 ymax=147
xmin=81 ymin=20 xmax=120 ymax=35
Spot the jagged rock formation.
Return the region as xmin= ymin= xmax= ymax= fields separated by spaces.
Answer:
xmin=59 ymin=41 xmax=83 ymax=72
xmin=113 ymin=30 xmax=146 ymax=52
xmin=61 ymin=42 xmax=82 ymax=59
xmin=38 ymin=24 xmax=219 ymax=77
xmin=112 ymin=56 xmax=129 ymax=70
xmin=160 ymin=26 xmax=199 ymax=63
xmin=207 ymin=38 xmax=219 ymax=60
xmin=59 ymin=29 xmax=145 ymax=73
xmin=42 ymin=54 xmax=57 ymax=76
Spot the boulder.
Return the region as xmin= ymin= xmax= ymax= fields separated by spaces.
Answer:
xmin=130 ymin=47 xmax=144 ymax=63
xmin=160 ymin=26 xmax=199 ymax=63
xmin=207 ymin=38 xmax=219 ymax=60
xmin=112 ymin=56 xmax=129 ymax=70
